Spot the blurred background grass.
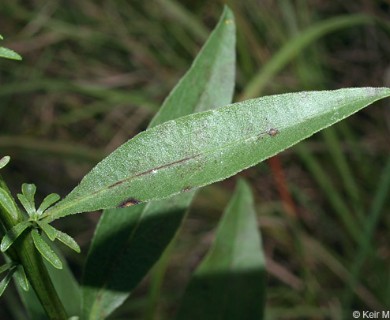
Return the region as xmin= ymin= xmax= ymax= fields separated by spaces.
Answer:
xmin=0 ymin=0 xmax=390 ymax=319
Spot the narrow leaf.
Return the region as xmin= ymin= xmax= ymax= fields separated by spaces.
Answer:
xmin=44 ymin=88 xmax=390 ymax=221
xmin=148 ymin=6 xmax=235 ymax=127
xmin=0 ymin=187 xmax=19 ymax=220
xmin=14 ymin=265 xmax=29 ymax=291
xmin=18 ymin=183 xmax=37 ymax=217
xmin=37 ymin=221 xmax=57 ymax=241
xmin=241 ymin=14 xmax=373 ymax=99
xmin=55 ymin=230 xmax=80 ymax=253
xmin=176 ymin=179 xmax=266 ymax=320
xmin=36 ymin=193 xmax=60 ymax=216
xmin=0 ymin=268 xmax=16 ymax=296
xmin=21 ymin=183 xmax=36 ymax=209
xmin=17 ymin=194 xmax=35 ymax=217
xmin=82 ymin=6 xmax=236 ymax=319
xmin=31 ymin=229 xmax=62 ymax=269
xmin=0 ymin=156 xmax=10 ymax=169
xmin=0 ymin=47 xmax=22 ymax=60
xmin=1 ymin=221 xmax=31 ymax=252
xmin=0 ymin=263 xmax=13 ymax=275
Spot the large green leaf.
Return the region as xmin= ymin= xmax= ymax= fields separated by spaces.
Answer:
xmin=176 ymin=179 xmax=266 ymax=320
xmin=82 ymin=195 xmax=193 ymax=319
xmin=82 ymin=6 xmax=236 ymax=319
xmin=44 ymin=87 xmax=390 ymax=222
xmin=148 ymin=6 xmax=235 ymax=128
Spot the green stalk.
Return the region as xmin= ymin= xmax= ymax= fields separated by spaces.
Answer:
xmin=13 ymin=233 xmax=68 ymax=319
xmin=0 ymin=175 xmax=68 ymax=319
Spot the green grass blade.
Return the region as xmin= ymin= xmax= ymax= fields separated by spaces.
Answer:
xmin=156 ymin=0 xmax=209 ymax=41
xmin=294 ymin=142 xmax=361 ymax=242
xmin=175 ymin=179 xmax=266 ymax=320
xmin=82 ymin=7 xmax=236 ymax=319
xmin=343 ymin=157 xmax=390 ymax=309
xmin=31 ymin=229 xmax=62 ymax=270
xmin=0 ymin=135 xmax=104 ymax=162
xmin=321 ymin=127 xmax=364 ymax=222
xmin=241 ymin=14 xmax=373 ymax=99
xmin=44 ymin=88 xmax=390 ymax=221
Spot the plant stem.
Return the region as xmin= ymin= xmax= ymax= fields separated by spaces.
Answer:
xmin=15 ymin=232 xmax=68 ymax=320
xmin=0 ymin=175 xmax=68 ymax=319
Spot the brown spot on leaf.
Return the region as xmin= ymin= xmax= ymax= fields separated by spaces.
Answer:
xmin=118 ymin=198 xmax=141 ymax=208
xmin=182 ymin=186 xmax=192 ymax=192
xmin=267 ymin=128 xmax=279 ymax=137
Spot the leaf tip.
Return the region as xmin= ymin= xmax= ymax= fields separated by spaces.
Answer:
xmin=0 ymin=156 xmax=10 ymax=169
xmin=0 ymin=241 xmax=8 ymax=253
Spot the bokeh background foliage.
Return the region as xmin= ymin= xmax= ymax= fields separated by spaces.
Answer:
xmin=0 ymin=1 xmax=390 ymax=319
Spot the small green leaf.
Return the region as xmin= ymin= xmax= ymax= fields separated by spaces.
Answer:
xmin=55 ymin=230 xmax=80 ymax=253
xmin=22 ymin=183 xmax=36 ymax=209
xmin=18 ymin=183 xmax=37 ymax=217
xmin=1 ymin=220 xmax=31 ymax=252
xmin=37 ymin=221 xmax=57 ymax=241
xmin=44 ymin=88 xmax=390 ymax=221
xmin=17 ymin=194 xmax=35 ymax=217
xmin=36 ymin=221 xmax=80 ymax=252
xmin=0 ymin=47 xmax=22 ymax=60
xmin=14 ymin=264 xmax=29 ymax=291
xmin=176 ymin=180 xmax=266 ymax=319
xmin=0 ymin=35 xmax=3 ymax=40
xmin=36 ymin=193 xmax=60 ymax=216
xmin=0 ymin=263 xmax=13 ymax=275
xmin=0 ymin=268 xmax=16 ymax=296
xmin=31 ymin=229 xmax=62 ymax=269
xmin=0 ymin=187 xmax=19 ymax=220
xmin=0 ymin=156 xmax=10 ymax=169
